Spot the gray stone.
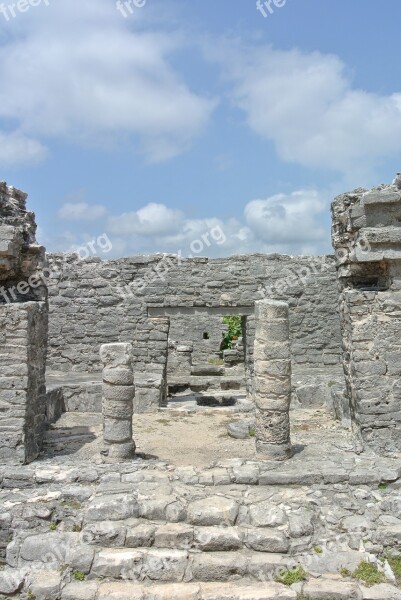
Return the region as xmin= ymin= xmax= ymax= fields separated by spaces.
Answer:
xmin=187 ymin=497 xmax=239 ymax=526
xmin=227 ymin=421 xmax=253 ymax=440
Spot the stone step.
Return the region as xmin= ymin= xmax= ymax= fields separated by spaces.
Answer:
xmin=88 ymin=548 xmax=290 ymax=583
xmin=93 ymin=581 xmax=298 ymax=600
xmin=81 ymin=520 xmax=290 ymax=553
xmin=84 ymin=492 xmax=299 ymax=532
xmin=5 ymin=568 xmax=401 ymax=600
xmin=17 ymin=533 xmax=291 ymax=583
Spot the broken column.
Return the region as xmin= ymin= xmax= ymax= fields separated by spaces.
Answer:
xmin=254 ymin=299 xmax=292 ymax=460
xmin=100 ymin=343 xmax=135 ymax=462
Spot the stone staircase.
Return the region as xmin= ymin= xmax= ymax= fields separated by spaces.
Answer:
xmin=3 ymin=458 xmax=401 ymax=598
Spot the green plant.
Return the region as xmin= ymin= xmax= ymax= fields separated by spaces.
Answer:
xmin=378 ymin=483 xmax=388 ymax=490
xmin=313 ymin=545 xmax=323 ymax=554
xmin=221 ymin=316 xmax=242 ymax=351
xmin=249 ymin=427 xmax=255 ymax=437
xmin=73 ymin=524 xmax=82 ymax=533
xmin=352 ymin=561 xmax=386 ymax=586
xmin=385 ymin=553 xmax=401 ymax=586
xmin=275 ymin=566 xmax=308 ymax=586
xmin=73 ymin=571 xmax=86 ymax=581
xmin=327 ymin=380 xmax=337 ymax=387
xmin=340 ymin=567 xmax=351 ymax=577
xmin=27 ymin=590 xmax=36 ymax=600
xmin=49 ymin=523 xmax=57 ymax=531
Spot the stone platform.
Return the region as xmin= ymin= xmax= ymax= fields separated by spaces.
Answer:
xmin=1 ymin=407 xmax=401 ymax=598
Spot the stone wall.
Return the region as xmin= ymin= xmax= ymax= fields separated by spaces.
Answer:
xmin=0 ymin=183 xmax=48 ymax=463
xmin=332 ymin=175 xmax=401 ymax=454
xmin=168 ymin=314 xmax=227 ymax=365
xmin=46 ymin=253 xmax=342 ymax=376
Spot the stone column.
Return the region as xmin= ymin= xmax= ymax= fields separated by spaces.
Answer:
xmin=100 ymin=343 xmax=135 ymax=463
xmin=254 ymin=299 xmax=292 ymax=460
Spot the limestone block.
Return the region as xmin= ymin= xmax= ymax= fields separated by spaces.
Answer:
xmin=100 ymin=343 xmax=133 ymax=369
xmin=187 ymin=497 xmax=239 ymax=527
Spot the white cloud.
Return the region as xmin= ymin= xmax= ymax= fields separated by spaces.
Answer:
xmin=58 ymin=202 xmax=107 ymax=221
xmin=102 ymin=189 xmax=329 ymax=258
xmin=108 ymin=203 xmax=184 ymax=236
xmin=209 ymin=42 xmax=401 ymax=178
xmin=0 ymin=130 xmax=47 ymax=166
xmin=0 ymin=0 xmax=216 ymax=165
xmin=244 ymin=190 xmax=326 ymax=245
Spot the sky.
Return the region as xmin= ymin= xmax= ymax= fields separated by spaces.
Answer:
xmin=1 ymin=0 xmax=401 ymax=259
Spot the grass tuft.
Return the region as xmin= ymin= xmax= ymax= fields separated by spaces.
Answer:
xmin=275 ymin=566 xmax=308 ymax=586
xmin=351 ymin=561 xmax=386 ymax=587
xmin=386 ymin=553 xmax=401 ymax=587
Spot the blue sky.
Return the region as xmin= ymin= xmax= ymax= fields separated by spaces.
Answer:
xmin=1 ymin=0 xmax=401 ymax=258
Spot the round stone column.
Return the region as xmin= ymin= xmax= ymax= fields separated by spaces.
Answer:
xmin=254 ymin=299 xmax=293 ymax=460
xmin=100 ymin=343 xmax=135 ymax=463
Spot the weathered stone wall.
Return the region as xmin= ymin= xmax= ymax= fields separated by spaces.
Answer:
xmin=332 ymin=176 xmax=401 ymax=454
xmin=0 ymin=183 xmax=48 ymax=464
xmin=168 ymin=314 xmax=227 ymax=365
xmin=46 ymin=253 xmax=342 ymax=376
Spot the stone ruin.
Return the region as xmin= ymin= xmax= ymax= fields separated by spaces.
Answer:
xmin=332 ymin=176 xmax=401 ymax=454
xmin=0 ymin=183 xmax=48 ymax=464
xmin=1 ymin=176 xmax=401 ymax=598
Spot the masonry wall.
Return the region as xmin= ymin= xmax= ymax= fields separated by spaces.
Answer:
xmin=0 ymin=302 xmax=48 ymax=463
xmin=331 ymin=178 xmax=401 ymax=454
xmin=0 ymin=183 xmax=48 ymax=464
xmin=46 ymin=253 xmax=342 ymax=375
xmin=168 ymin=314 xmax=227 ymax=365
xmin=340 ymin=279 xmax=401 ymax=454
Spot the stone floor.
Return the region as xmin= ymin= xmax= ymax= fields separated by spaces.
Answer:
xmin=2 ymin=405 xmax=401 ymax=599
xmin=42 ymin=405 xmax=398 ymax=475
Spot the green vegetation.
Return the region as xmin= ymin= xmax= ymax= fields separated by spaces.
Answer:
xmin=313 ymin=545 xmax=323 ymax=554
xmin=249 ymin=427 xmax=255 ymax=437
xmin=378 ymin=483 xmax=388 ymax=490
xmin=340 ymin=567 xmax=351 ymax=577
xmin=327 ymin=380 xmax=338 ymax=387
xmin=49 ymin=523 xmax=57 ymax=531
xmin=386 ymin=553 xmax=401 ymax=586
xmin=221 ymin=316 xmax=242 ymax=351
xmin=275 ymin=566 xmax=308 ymax=586
xmin=73 ymin=571 xmax=86 ymax=581
xmin=351 ymin=561 xmax=386 ymax=586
